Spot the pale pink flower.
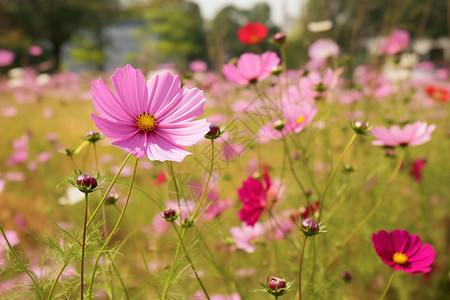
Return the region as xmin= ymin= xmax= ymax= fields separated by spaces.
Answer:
xmin=5 ymin=134 xmax=29 ymax=166
xmin=379 ymin=29 xmax=410 ymax=55
xmin=203 ymin=185 xmax=232 ymax=220
xmin=91 ymin=65 xmax=210 ymax=162
xmin=4 ymin=171 xmax=25 ymax=182
xmin=222 ymin=51 xmax=280 ymax=85
xmin=230 ymin=222 xmax=264 ymax=253
xmin=299 ymin=67 xmax=342 ymax=100
xmin=37 ymin=151 xmax=52 ymax=163
xmin=308 ymin=38 xmax=339 ymax=61
xmin=29 ymin=45 xmax=43 ymax=56
xmin=0 ymin=50 xmax=14 ymax=66
xmin=189 ymin=60 xmax=208 ymax=72
xmin=0 ymin=230 xmax=19 ymax=252
xmin=372 ymin=121 xmax=436 ymax=147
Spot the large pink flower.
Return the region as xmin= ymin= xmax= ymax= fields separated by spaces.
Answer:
xmin=222 ymin=51 xmax=280 ymax=85
xmin=230 ymin=222 xmax=264 ymax=253
xmin=371 ymin=121 xmax=436 ymax=147
xmin=91 ymin=65 xmax=210 ymax=162
xmin=372 ymin=230 xmax=436 ymax=273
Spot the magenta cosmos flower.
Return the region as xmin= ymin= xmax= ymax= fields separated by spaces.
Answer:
xmin=91 ymin=65 xmax=210 ymax=162
xmin=372 ymin=230 xmax=436 ymax=273
xmin=222 ymin=51 xmax=280 ymax=85
xmin=371 ymin=121 xmax=436 ymax=147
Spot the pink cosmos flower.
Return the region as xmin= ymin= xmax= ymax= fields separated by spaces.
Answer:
xmin=379 ymin=29 xmax=410 ymax=55
xmin=230 ymin=222 xmax=264 ymax=253
xmin=410 ymin=158 xmax=426 ymax=182
xmin=308 ymin=38 xmax=339 ymax=61
xmin=372 ymin=229 xmax=436 ymax=273
xmin=91 ymin=64 xmax=210 ymax=162
xmin=222 ymin=51 xmax=280 ymax=85
xmin=371 ymin=121 xmax=436 ymax=147
xmin=0 ymin=49 xmax=14 ymax=66
xmin=189 ymin=60 xmax=208 ymax=72
xmin=5 ymin=134 xmax=29 ymax=166
xmin=237 ymin=176 xmax=269 ymax=226
xmin=299 ymin=67 xmax=343 ymax=100
xmin=203 ymin=185 xmax=232 ymax=220
xmin=29 ymin=45 xmax=43 ymax=56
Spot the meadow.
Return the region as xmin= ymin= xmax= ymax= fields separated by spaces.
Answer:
xmin=0 ymin=27 xmax=449 ymax=300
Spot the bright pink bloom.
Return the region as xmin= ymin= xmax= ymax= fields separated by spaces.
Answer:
xmin=91 ymin=65 xmax=210 ymax=162
xmin=222 ymin=51 xmax=280 ymax=85
xmin=371 ymin=121 xmax=436 ymax=147
xmin=410 ymin=158 xmax=426 ymax=182
xmin=372 ymin=229 xmax=436 ymax=273
xmin=238 ymin=177 xmax=266 ymax=226
xmin=29 ymin=45 xmax=43 ymax=56
xmin=230 ymin=222 xmax=264 ymax=253
xmin=0 ymin=49 xmax=14 ymax=66
xmin=237 ymin=22 xmax=268 ymax=45
xmin=379 ymin=29 xmax=410 ymax=55
xmin=308 ymin=38 xmax=339 ymax=61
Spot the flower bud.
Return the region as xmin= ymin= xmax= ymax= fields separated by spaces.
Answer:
xmin=301 ymin=218 xmax=319 ymax=232
xmin=342 ymin=271 xmax=352 ymax=283
xmin=105 ymin=193 xmax=119 ymax=205
xmin=351 ymin=120 xmax=371 ymax=135
xmin=162 ymin=208 xmax=177 ymax=222
xmin=268 ymin=277 xmax=286 ymax=290
xmin=273 ymin=119 xmax=286 ymax=131
xmin=273 ymin=32 xmax=286 ymax=43
xmin=84 ymin=131 xmax=102 ymax=143
xmin=271 ymin=66 xmax=284 ymax=76
xmin=204 ymin=124 xmax=221 ymax=140
xmin=77 ymin=174 xmax=97 ymax=189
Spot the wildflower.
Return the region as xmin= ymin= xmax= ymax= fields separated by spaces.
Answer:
xmin=230 ymin=222 xmax=264 ymax=253
xmin=308 ymin=38 xmax=339 ymax=61
xmin=91 ymin=65 xmax=210 ymax=162
xmin=188 ymin=60 xmax=207 ymax=72
xmin=222 ymin=51 xmax=280 ymax=85
xmin=372 ymin=229 xmax=436 ymax=273
xmin=425 ymin=85 xmax=450 ymax=103
xmin=258 ymin=276 xmax=293 ymax=297
xmin=204 ymin=124 xmax=221 ymax=140
xmin=274 ymin=32 xmax=286 ymax=43
xmin=371 ymin=121 xmax=436 ymax=147
xmin=0 ymin=49 xmax=14 ymax=66
xmin=162 ymin=208 xmax=177 ymax=222
xmin=29 ymin=46 xmax=43 ymax=56
xmin=410 ymin=158 xmax=426 ymax=182
xmin=237 ymin=177 xmax=266 ymax=226
xmin=341 ymin=271 xmax=352 ymax=283
xmin=299 ymin=67 xmax=342 ymax=100
xmin=379 ymin=29 xmax=410 ymax=55
xmin=237 ymin=22 xmax=268 ymax=45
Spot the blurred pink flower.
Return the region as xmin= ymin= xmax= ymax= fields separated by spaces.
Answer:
xmin=372 ymin=229 xmax=436 ymax=273
xmin=0 ymin=230 xmax=19 ymax=252
xmin=371 ymin=121 xmax=436 ymax=147
xmin=222 ymin=51 xmax=280 ymax=85
xmin=5 ymin=171 xmax=25 ymax=182
xmin=192 ymin=291 xmax=241 ymax=300
xmin=91 ymin=65 xmax=210 ymax=162
xmin=259 ymin=101 xmax=317 ymax=143
xmin=5 ymin=134 xmax=29 ymax=166
xmin=189 ymin=60 xmax=208 ymax=72
xmin=37 ymin=151 xmax=52 ymax=163
xmin=0 ymin=49 xmax=14 ymax=66
xmin=379 ymin=29 xmax=410 ymax=55
xmin=308 ymin=38 xmax=339 ymax=61
xmin=29 ymin=45 xmax=43 ymax=56
xmin=410 ymin=158 xmax=426 ymax=182
xmin=299 ymin=67 xmax=342 ymax=100
xmin=1 ymin=106 xmax=18 ymax=117
xmin=203 ymin=185 xmax=232 ymax=220
xmin=230 ymin=222 xmax=264 ymax=253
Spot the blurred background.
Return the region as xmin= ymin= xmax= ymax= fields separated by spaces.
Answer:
xmin=0 ymin=0 xmax=448 ymax=73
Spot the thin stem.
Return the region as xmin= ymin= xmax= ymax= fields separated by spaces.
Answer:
xmin=168 ymin=161 xmax=181 ymax=214
xmin=93 ymin=142 xmax=108 ymax=238
xmin=298 ymin=236 xmax=308 ymax=300
xmin=81 ymin=193 xmax=89 ymax=300
xmin=87 ymin=152 xmax=133 ymax=228
xmin=47 ymin=262 xmax=69 ymax=299
xmin=319 ymin=133 xmax=358 ymax=221
xmin=379 ymin=272 xmax=396 ymax=300
xmin=88 ymin=157 xmax=139 ymax=298
xmin=388 ymin=148 xmax=405 ymax=183
xmin=171 ymin=223 xmax=210 ymax=299
xmin=0 ymin=226 xmax=44 ymax=298
xmin=281 ymin=134 xmax=307 ymax=197
xmin=161 ymin=140 xmax=215 ymax=299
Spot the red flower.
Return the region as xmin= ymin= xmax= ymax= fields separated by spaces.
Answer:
xmin=425 ymin=85 xmax=450 ymax=103
xmin=154 ymin=170 xmax=166 ymax=186
xmin=410 ymin=158 xmax=426 ymax=182
xmin=237 ymin=22 xmax=268 ymax=45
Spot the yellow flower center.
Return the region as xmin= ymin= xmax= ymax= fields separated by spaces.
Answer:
xmin=250 ymin=34 xmax=260 ymax=43
xmin=136 ymin=113 xmax=157 ymax=132
xmin=392 ymin=252 xmax=408 ymax=264
xmin=297 ymin=115 xmax=305 ymax=124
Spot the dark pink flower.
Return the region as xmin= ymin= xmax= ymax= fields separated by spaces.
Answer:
xmin=222 ymin=51 xmax=280 ymax=85
xmin=371 ymin=121 xmax=436 ymax=147
xmin=91 ymin=65 xmax=210 ymax=162
xmin=379 ymin=29 xmax=410 ymax=55
xmin=372 ymin=229 xmax=436 ymax=273
xmin=410 ymin=158 xmax=426 ymax=182
xmin=237 ymin=22 xmax=268 ymax=45
xmin=238 ymin=177 xmax=266 ymax=226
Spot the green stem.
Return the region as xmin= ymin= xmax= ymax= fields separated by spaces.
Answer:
xmin=87 ymin=153 xmax=133 ymax=228
xmin=379 ymin=272 xmax=396 ymax=300
xmin=161 ymin=140 xmax=215 ymax=299
xmin=87 ymin=156 xmax=139 ymax=298
xmin=319 ymin=133 xmax=358 ymax=221
xmin=81 ymin=193 xmax=89 ymax=300
xmin=47 ymin=262 xmax=69 ymax=299
xmin=388 ymin=148 xmax=405 ymax=182
xmin=298 ymin=236 xmax=308 ymax=300
xmin=281 ymin=134 xmax=307 ymax=200
xmin=0 ymin=226 xmax=44 ymax=298
xmin=93 ymin=142 xmax=108 ymax=238
xmin=168 ymin=161 xmax=181 ymax=214
xmin=171 ymin=223 xmax=210 ymax=299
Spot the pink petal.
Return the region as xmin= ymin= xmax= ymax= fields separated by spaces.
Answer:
xmin=111 ymin=132 xmax=147 ymax=159
xmin=146 ymin=134 xmax=191 ymax=162
xmin=222 ymin=64 xmax=248 ymax=84
xmin=157 ymin=87 xmax=206 ymax=123
xmin=157 ymin=120 xmax=210 ymax=147
xmin=91 ymin=113 xmax=139 ymax=139
xmin=147 ymin=72 xmax=183 ymax=117
xmin=237 ymin=53 xmax=262 ymax=80
xmin=91 ymin=78 xmax=133 ymax=122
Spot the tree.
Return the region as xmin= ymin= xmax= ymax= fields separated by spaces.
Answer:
xmin=0 ymin=0 xmax=119 ymax=71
